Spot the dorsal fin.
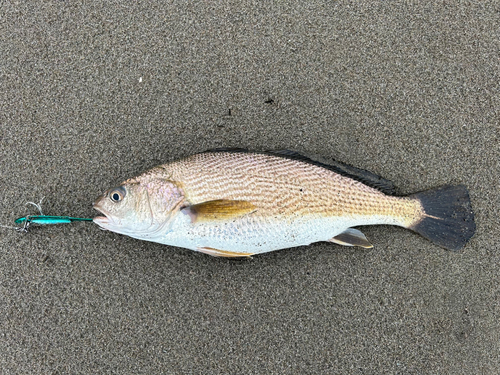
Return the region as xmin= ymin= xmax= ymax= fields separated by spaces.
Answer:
xmin=270 ymin=150 xmax=395 ymax=195
xmin=203 ymin=148 xmax=396 ymax=195
xmin=205 ymin=147 xmax=249 ymax=153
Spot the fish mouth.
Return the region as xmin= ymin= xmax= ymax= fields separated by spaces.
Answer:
xmin=93 ymin=205 xmax=112 ymax=228
xmin=93 ymin=215 xmax=110 ymax=226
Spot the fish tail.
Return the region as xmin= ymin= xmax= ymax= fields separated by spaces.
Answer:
xmin=408 ymin=185 xmax=476 ymax=251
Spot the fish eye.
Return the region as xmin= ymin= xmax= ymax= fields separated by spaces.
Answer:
xmin=109 ymin=187 xmax=126 ymax=202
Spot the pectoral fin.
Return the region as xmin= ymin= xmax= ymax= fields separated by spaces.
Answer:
xmin=329 ymin=228 xmax=373 ymax=249
xmin=182 ymin=199 xmax=256 ymax=223
xmin=197 ymin=246 xmax=254 ymax=258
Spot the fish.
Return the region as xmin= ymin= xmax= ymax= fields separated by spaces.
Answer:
xmin=93 ymin=149 xmax=476 ymax=257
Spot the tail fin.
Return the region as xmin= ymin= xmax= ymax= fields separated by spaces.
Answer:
xmin=409 ymin=185 xmax=475 ymax=251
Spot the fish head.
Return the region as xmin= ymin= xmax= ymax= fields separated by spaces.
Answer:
xmin=93 ymin=179 xmax=185 ymax=238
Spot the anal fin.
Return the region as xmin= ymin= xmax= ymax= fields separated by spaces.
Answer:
xmin=329 ymin=228 xmax=373 ymax=249
xmin=197 ymin=246 xmax=254 ymax=258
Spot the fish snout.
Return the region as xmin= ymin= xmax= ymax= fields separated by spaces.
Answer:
xmin=92 ymin=194 xmax=112 ymax=227
xmin=92 ymin=190 xmax=108 ymax=208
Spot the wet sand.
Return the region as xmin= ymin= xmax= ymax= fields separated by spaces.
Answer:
xmin=1 ymin=2 xmax=499 ymax=373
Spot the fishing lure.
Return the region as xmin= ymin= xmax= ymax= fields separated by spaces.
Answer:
xmin=13 ymin=215 xmax=93 ymax=232
xmin=0 ymin=199 xmax=92 ymax=233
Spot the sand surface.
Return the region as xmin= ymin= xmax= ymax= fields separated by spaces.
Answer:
xmin=1 ymin=2 xmax=499 ymax=373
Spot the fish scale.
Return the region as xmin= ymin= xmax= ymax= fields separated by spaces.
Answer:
xmin=158 ymin=152 xmax=418 ymax=223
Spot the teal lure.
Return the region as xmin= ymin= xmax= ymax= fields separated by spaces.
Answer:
xmin=11 ymin=215 xmax=93 ymax=233
xmin=14 ymin=215 xmax=93 ymax=225
xmin=0 ymin=199 xmax=93 ymax=233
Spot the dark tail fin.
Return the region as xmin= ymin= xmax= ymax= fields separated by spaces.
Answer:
xmin=409 ymin=185 xmax=475 ymax=251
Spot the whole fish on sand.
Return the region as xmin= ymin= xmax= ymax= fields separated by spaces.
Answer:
xmin=93 ymin=149 xmax=475 ymax=257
